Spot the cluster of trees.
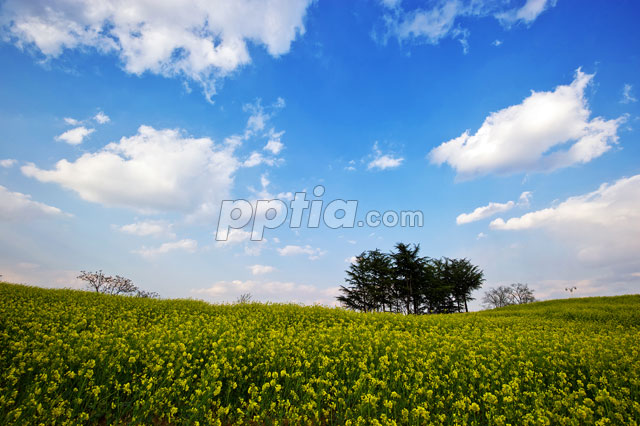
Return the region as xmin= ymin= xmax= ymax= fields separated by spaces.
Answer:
xmin=78 ymin=270 xmax=158 ymax=298
xmin=337 ymin=243 xmax=485 ymax=314
xmin=482 ymin=283 xmax=535 ymax=308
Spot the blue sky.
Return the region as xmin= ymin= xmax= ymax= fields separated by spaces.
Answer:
xmin=1 ymin=0 xmax=639 ymax=309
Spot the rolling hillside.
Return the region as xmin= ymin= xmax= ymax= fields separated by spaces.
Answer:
xmin=1 ymin=282 xmax=638 ymax=425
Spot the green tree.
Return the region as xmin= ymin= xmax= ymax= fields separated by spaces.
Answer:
xmin=338 ymin=245 xmax=485 ymax=315
xmin=337 ymin=249 xmax=392 ymax=312
xmin=447 ymin=258 xmax=485 ymax=312
xmin=390 ymin=243 xmax=427 ymax=314
xmin=429 ymin=258 xmax=457 ymax=313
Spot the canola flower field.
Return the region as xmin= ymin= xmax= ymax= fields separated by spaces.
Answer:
xmin=1 ymin=283 xmax=639 ymax=425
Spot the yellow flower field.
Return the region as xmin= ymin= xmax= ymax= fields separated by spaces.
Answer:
xmin=1 ymin=282 xmax=639 ymax=425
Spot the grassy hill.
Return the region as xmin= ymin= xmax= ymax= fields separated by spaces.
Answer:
xmin=1 ymin=282 xmax=639 ymax=425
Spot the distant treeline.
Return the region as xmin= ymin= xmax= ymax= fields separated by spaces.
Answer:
xmin=337 ymin=243 xmax=484 ymax=314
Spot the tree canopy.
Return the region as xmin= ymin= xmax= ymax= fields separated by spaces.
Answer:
xmin=337 ymin=243 xmax=485 ymax=314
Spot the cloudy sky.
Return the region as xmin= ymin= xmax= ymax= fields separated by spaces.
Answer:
xmin=0 ymin=0 xmax=638 ymax=309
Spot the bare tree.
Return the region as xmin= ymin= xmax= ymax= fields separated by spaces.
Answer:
xmin=236 ymin=293 xmax=253 ymax=304
xmin=483 ymin=283 xmax=535 ymax=309
xmin=78 ymin=270 xmax=113 ymax=293
xmin=510 ymin=283 xmax=535 ymax=304
xmin=77 ymin=270 xmax=158 ymax=298
xmin=103 ymin=275 xmax=138 ymax=295
xmin=135 ymin=289 xmax=160 ymax=298
xmin=482 ymin=286 xmax=513 ymax=309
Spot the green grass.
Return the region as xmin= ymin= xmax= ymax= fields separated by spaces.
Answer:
xmin=1 ymin=282 xmax=639 ymax=425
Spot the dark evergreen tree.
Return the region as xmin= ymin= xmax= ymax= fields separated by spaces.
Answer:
xmin=442 ymin=258 xmax=485 ymax=313
xmin=338 ymin=244 xmax=485 ymax=315
xmin=428 ymin=258 xmax=457 ymax=313
xmin=337 ymin=249 xmax=392 ymax=312
xmin=390 ymin=243 xmax=425 ymax=314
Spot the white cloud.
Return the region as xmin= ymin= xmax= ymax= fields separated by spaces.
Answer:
xmin=476 ymin=232 xmax=487 ymax=239
xmin=0 ymin=0 xmax=313 ymax=100
xmin=264 ymin=130 xmax=285 ymax=155
xmin=94 ymin=111 xmax=110 ymax=124
xmin=496 ymin=0 xmax=557 ymax=26
xmin=242 ymin=99 xmax=287 ymax=156
xmin=490 ymin=174 xmax=640 ymax=267
xmin=192 ymin=279 xmax=340 ymax=305
xmin=55 ymin=126 xmax=95 ymax=145
xmin=234 ymin=100 xmax=288 ymax=165
xmin=134 ymin=238 xmax=197 ymax=258
xmin=383 ymin=1 xmax=463 ymax=45
xmin=249 ymin=264 xmax=275 ymax=275
xmin=215 ymin=228 xmax=267 ymax=256
xmin=0 ymin=265 xmax=82 ymax=289
xmin=244 ymin=101 xmax=269 ymax=134
xmin=492 ymin=39 xmax=503 ymax=46
xmin=215 ymin=228 xmax=252 ymax=246
xmin=429 ymin=69 xmax=624 ymax=179
xmin=378 ymin=0 xmax=555 ymax=50
xmin=243 ymin=151 xmax=279 ymax=168
xmin=1 ymin=159 xmax=17 ymax=168
xmin=117 ymin=220 xmax=175 ymax=238
xmin=63 ymin=117 xmax=80 ymax=125
xmin=0 ymin=185 xmax=68 ymax=221
xmin=367 ymin=142 xmax=404 ymax=170
xmin=457 ymin=200 xmax=515 ymax=225
xmin=243 ymin=240 xmax=267 ymax=256
xmin=457 ymin=191 xmax=531 ymax=224
xmin=23 ymin=125 xmax=239 ymax=214
xmin=380 ymin=0 xmax=402 ymax=7
xmin=518 ymin=191 xmax=532 ymax=207
xmin=345 ymin=256 xmax=358 ymax=264
xmin=621 ymin=84 xmax=637 ymax=104
xmin=277 ymin=244 xmax=326 ymax=260
xmin=344 ymin=160 xmax=357 ymax=171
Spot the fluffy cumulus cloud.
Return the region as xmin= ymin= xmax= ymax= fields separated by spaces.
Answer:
xmin=429 ymin=69 xmax=624 ymax=178
xmin=264 ymin=130 xmax=285 ymax=155
xmin=0 ymin=159 xmax=17 ymax=168
xmin=0 ymin=185 xmax=68 ymax=221
xmin=277 ymin=244 xmax=326 ymax=260
xmin=215 ymin=229 xmax=254 ymax=246
xmin=23 ymin=125 xmax=240 ymax=214
xmin=490 ymin=174 xmax=640 ymax=268
xmin=94 ymin=111 xmax=110 ymax=124
xmin=249 ymin=264 xmax=276 ymax=275
xmin=367 ymin=142 xmax=404 ymax=170
xmin=457 ymin=191 xmax=531 ymax=224
xmin=116 ymin=220 xmax=175 ymax=238
xmin=0 ymin=0 xmax=314 ymax=99
xmin=134 ymin=238 xmax=197 ymax=258
xmin=23 ymin=99 xmax=285 ymax=220
xmin=55 ymin=126 xmax=95 ymax=145
xmin=192 ymin=279 xmax=339 ymax=305
xmin=378 ymin=0 xmax=556 ymax=50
